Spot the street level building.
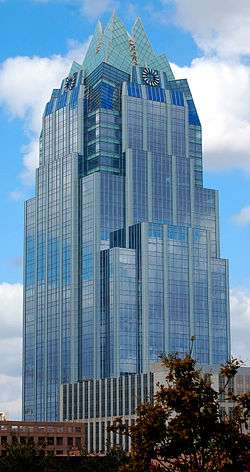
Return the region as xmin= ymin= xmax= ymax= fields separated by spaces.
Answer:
xmin=0 ymin=420 xmax=85 ymax=456
xmin=23 ymin=14 xmax=230 ymax=421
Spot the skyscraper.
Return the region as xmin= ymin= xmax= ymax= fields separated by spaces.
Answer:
xmin=23 ymin=14 xmax=230 ymax=421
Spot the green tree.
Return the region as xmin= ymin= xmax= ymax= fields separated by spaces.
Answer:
xmin=0 ymin=439 xmax=53 ymax=472
xmin=112 ymin=354 xmax=250 ymax=472
xmin=0 ymin=441 xmax=127 ymax=472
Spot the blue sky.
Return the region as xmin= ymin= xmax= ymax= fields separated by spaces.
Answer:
xmin=0 ymin=0 xmax=250 ymax=419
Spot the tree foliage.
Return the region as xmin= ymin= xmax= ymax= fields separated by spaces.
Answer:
xmin=112 ymin=354 xmax=250 ymax=472
xmin=0 ymin=440 xmax=51 ymax=472
xmin=0 ymin=442 xmax=128 ymax=472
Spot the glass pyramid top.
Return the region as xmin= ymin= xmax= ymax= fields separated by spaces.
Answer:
xmin=82 ymin=12 xmax=174 ymax=80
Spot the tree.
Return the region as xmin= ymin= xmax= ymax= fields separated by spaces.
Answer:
xmin=0 ymin=441 xmax=127 ymax=472
xmin=0 ymin=440 xmax=51 ymax=472
xmin=111 ymin=353 xmax=250 ymax=472
xmin=78 ymin=447 xmax=128 ymax=472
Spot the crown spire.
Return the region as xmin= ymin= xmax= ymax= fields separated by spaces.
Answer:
xmin=82 ymin=13 xmax=174 ymax=78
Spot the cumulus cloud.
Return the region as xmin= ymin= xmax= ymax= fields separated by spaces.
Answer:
xmin=0 ymin=38 xmax=90 ymax=183
xmin=166 ymin=0 xmax=250 ymax=58
xmin=153 ymin=0 xmax=250 ymax=171
xmin=79 ymin=0 xmax=117 ymax=19
xmin=232 ymin=206 xmax=250 ymax=226
xmin=172 ymin=59 xmax=250 ymax=171
xmin=230 ymin=288 xmax=250 ymax=364
xmin=0 ymin=283 xmax=23 ymax=419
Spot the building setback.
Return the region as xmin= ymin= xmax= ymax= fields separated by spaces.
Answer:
xmin=23 ymin=14 xmax=230 ymax=421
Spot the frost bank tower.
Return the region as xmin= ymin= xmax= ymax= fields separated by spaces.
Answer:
xmin=23 ymin=14 xmax=230 ymax=421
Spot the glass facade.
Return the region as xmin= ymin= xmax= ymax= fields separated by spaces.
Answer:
xmin=23 ymin=13 xmax=230 ymax=421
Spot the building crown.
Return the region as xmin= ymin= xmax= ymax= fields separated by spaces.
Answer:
xmin=80 ymin=12 xmax=174 ymax=79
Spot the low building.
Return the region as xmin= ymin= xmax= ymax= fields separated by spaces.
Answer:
xmin=60 ymin=365 xmax=250 ymax=453
xmin=61 ymin=372 xmax=154 ymax=453
xmin=0 ymin=420 xmax=85 ymax=457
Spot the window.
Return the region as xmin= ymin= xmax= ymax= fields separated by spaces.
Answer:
xmin=56 ymin=437 xmax=63 ymax=445
xmin=47 ymin=437 xmax=54 ymax=446
xmin=76 ymin=437 xmax=81 ymax=448
xmin=38 ymin=437 xmax=45 ymax=445
xmin=67 ymin=437 xmax=73 ymax=446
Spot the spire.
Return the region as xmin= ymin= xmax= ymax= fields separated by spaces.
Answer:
xmin=69 ymin=61 xmax=81 ymax=75
xmin=102 ymin=12 xmax=131 ymax=72
xmin=131 ymin=16 xmax=174 ymax=78
xmin=82 ymin=13 xmax=174 ymax=78
xmin=82 ymin=20 xmax=104 ymax=73
xmin=157 ymin=54 xmax=175 ymax=80
xmin=131 ymin=17 xmax=156 ymax=66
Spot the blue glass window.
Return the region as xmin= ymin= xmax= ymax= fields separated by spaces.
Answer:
xmin=70 ymin=84 xmax=80 ymax=108
xmin=168 ymin=225 xmax=187 ymax=242
xmin=127 ymin=82 xmax=142 ymax=98
xmin=187 ymin=99 xmax=200 ymax=125
xmin=131 ymin=66 xmax=138 ymax=83
xmin=149 ymin=224 xmax=163 ymax=239
xmin=82 ymin=246 xmax=93 ymax=281
xmin=37 ymin=235 xmax=45 ymax=282
xmin=100 ymin=82 xmax=114 ymax=109
xmin=88 ymin=82 xmax=116 ymax=112
xmin=193 ymin=228 xmax=201 ymax=241
xmin=146 ymin=86 xmax=165 ymax=102
xmin=26 ymin=235 xmax=35 ymax=286
xmin=171 ymin=90 xmax=184 ymax=106
xmin=44 ymin=101 xmax=53 ymax=116
xmin=56 ymin=91 xmax=67 ymax=109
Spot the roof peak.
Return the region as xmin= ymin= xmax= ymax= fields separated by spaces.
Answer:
xmin=82 ymin=13 xmax=174 ymax=79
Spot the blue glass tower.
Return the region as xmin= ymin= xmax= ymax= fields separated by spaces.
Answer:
xmin=23 ymin=14 xmax=230 ymax=421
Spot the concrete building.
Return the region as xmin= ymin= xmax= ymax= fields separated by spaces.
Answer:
xmin=61 ymin=366 xmax=250 ymax=453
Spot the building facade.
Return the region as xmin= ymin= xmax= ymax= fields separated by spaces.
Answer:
xmin=0 ymin=420 xmax=85 ymax=456
xmin=61 ymin=366 xmax=250 ymax=454
xmin=23 ymin=14 xmax=230 ymax=421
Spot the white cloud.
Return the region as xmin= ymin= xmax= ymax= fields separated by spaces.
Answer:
xmin=0 ymin=283 xmax=23 ymax=419
xmin=79 ymin=0 xmax=116 ymax=19
xmin=0 ymin=283 xmax=22 ymax=339
xmin=155 ymin=0 xmax=250 ymax=171
xmin=172 ymin=59 xmax=250 ymax=171
xmin=9 ymin=190 xmax=25 ymax=202
xmin=0 ymin=375 xmax=22 ymax=420
xmin=230 ymin=288 xmax=250 ymax=364
xmin=21 ymin=138 xmax=40 ymax=183
xmin=0 ymin=39 xmax=90 ymax=183
xmin=0 ymin=338 xmax=22 ymax=378
xmin=167 ymin=0 xmax=250 ymax=58
xmin=232 ymin=206 xmax=250 ymax=226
